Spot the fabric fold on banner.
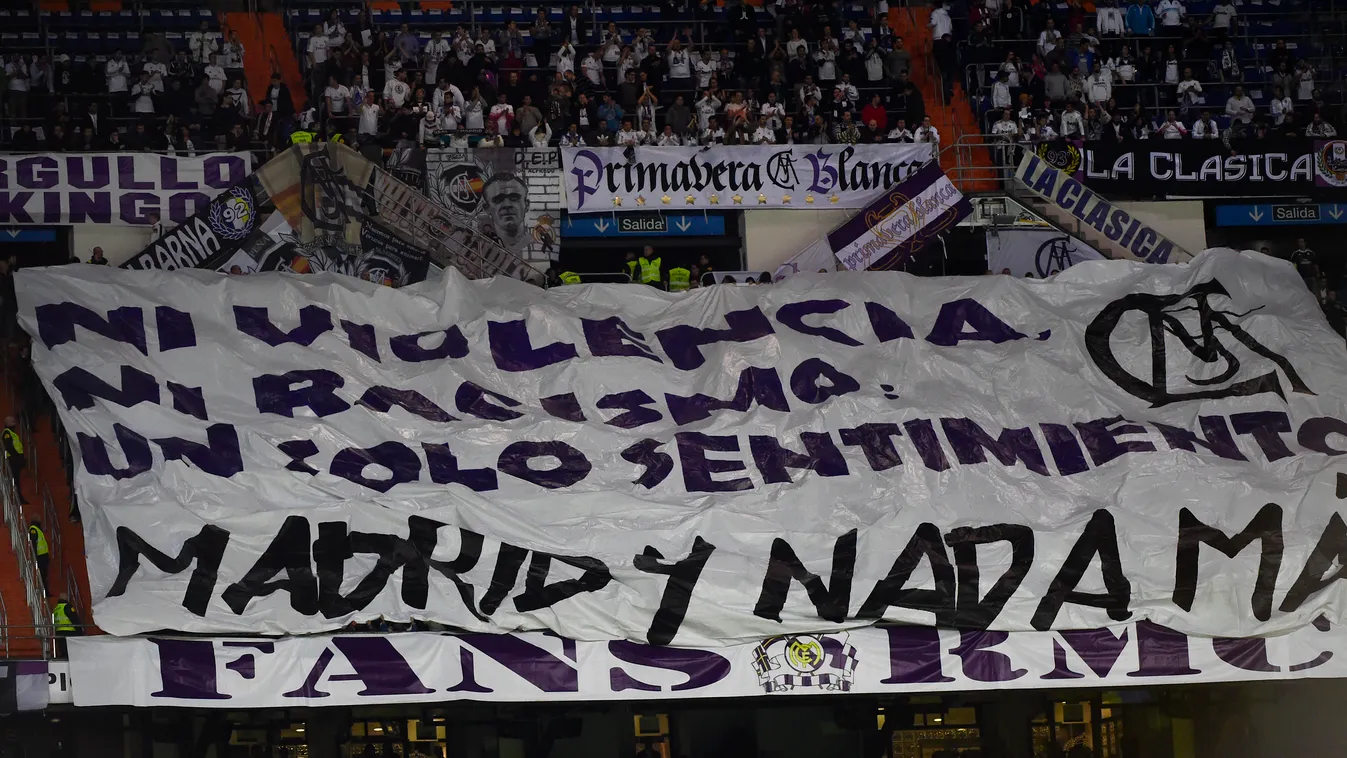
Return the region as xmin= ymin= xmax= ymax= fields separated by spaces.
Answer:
xmin=1015 ymin=153 xmax=1192 ymax=264
xmin=827 ymin=161 xmax=971 ymax=271
xmin=17 ymin=250 xmax=1347 ymax=644
xmin=0 ymin=662 xmax=49 ymax=714
xmin=561 ymin=145 xmax=934 ymax=211
xmin=67 ymin=621 xmax=1347 ymax=707
xmin=0 ymin=153 xmax=253 ymax=225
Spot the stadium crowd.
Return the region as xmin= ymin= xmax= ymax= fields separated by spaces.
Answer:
xmin=0 ymin=1 xmax=950 ymax=153
xmin=952 ymin=0 xmax=1338 ymax=145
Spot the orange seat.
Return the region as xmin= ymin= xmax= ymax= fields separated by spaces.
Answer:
xmin=89 ymin=0 xmax=123 ymax=9
xmin=370 ymin=1 xmax=400 ymax=9
xmin=420 ymin=1 xmax=454 ymax=8
xmin=38 ymin=0 xmax=68 ymax=11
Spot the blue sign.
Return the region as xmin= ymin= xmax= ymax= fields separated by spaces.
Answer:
xmin=1214 ymin=203 xmax=1347 ymax=227
xmin=0 ymin=228 xmax=57 ymax=243
xmin=565 ymin=213 xmax=726 ymax=238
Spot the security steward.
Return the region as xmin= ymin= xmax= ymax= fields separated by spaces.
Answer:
xmin=637 ymin=246 xmax=662 ymax=287
xmin=622 ymin=251 xmax=639 ymax=282
xmin=29 ymin=520 xmax=48 ymax=592
xmin=667 ymin=265 xmax=691 ymax=292
xmin=559 ymin=271 xmax=582 ymax=285
xmin=52 ymin=597 xmax=81 ymax=658
xmin=2 ymin=417 xmax=26 ymax=504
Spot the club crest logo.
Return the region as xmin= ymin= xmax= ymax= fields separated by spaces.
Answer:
xmin=751 ymin=633 xmax=858 ymax=693
xmin=209 ymin=187 xmax=256 ymax=241
xmin=1086 ymin=279 xmax=1312 ymax=407
xmin=1315 ymin=140 xmax=1347 ymax=187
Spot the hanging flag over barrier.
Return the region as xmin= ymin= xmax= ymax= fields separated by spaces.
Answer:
xmin=17 ymin=250 xmax=1345 ymax=644
xmin=66 ymin=620 xmax=1347 ymax=707
xmin=827 ymin=161 xmax=971 ymax=271
xmin=1016 ymin=153 xmax=1191 ymax=264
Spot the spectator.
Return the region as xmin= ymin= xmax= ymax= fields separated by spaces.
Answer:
xmin=1154 ymin=109 xmax=1188 ymax=138
xmin=1086 ymin=62 xmax=1112 ymax=106
xmin=1211 ymin=1 xmax=1236 ymax=39
xmin=2 ymin=418 xmax=25 ymax=505
xmin=1307 ymin=113 xmax=1338 ymax=138
xmin=131 ymin=72 xmax=155 ymax=116
xmin=1125 ymin=0 xmax=1156 ymax=37
xmin=1156 ymin=0 xmax=1185 ymax=30
xmin=188 ymin=21 xmax=219 ymax=66
xmin=887 ymin=118 xmax=914 ymax=142
xmin=1270 ymin=86 xmax=1293 ymax=127
xmin=1218 ymin=40 xmax=1242 ymax=83
xmin=1176 ymin=68 xmax=1202 ymax=119
xmin=914 ymin=115 xmax=940 ymax=149
xmin=929 ymin=1 xmax=953 ymax=41
xmin=1291 ymin=239 xmax=1318 ymax=293
xmin=1225 ymin=84 xmax=1255 ymax=124
xmin=886 ymin=37 xmax=912 ymax=82
xmin=1038 ymin=19 xmax=1063 ymax=61
xmin=1044 ymin=63 xmax=1067 ymax=103
xmin=1192 ymin=109 xmax=1220 ymax=139
xmin=1060 ymin=101 xmax=1085 ymax=137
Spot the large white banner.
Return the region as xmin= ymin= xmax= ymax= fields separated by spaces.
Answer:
xmin=988 ymin=229 xmax=1107 ymax=278
xmin=0 ymin=153 xmax=254 ymax=225
xmin=67 ymin=620 xmax=1347 ymax=707
xmin=18 ymin=252 xmax=1347 ymax=644
xmin=561 ymin=145 xmax=934 ymax=212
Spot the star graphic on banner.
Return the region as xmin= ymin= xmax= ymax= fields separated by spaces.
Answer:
xmin=661 ymin=195 xmax=672 ymax=205
xmin=757 ymin=193 xmax=768 ymax=204
xmin=685 ymin=195 xmax=696 ymax=205
xmin=613 ymin=196 xmax=623 ymax=207
xmin=805 ymin=194 xmax=816 ymax=204
xmin=829 ymin=194 xmax=840 ymax=204
xmin=709 ymin=194 xmax=720 ymax=204
xmin=636 ymin=196 xmax=647 ymax=206
xmin=781 ymin=194 xmax=792 ymax=204
xmin=732 ymin=194 xmax=744 ymax=204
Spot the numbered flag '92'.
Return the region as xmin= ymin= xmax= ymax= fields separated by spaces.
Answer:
xmin=16 ymin=251 xmax=1347 ymax=645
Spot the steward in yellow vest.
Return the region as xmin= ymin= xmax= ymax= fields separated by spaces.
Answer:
xmin=638 ymin=251 xmax=662 ymax=286
xmin=560 ymin=271 xmax=582 ymax=284
xmin=668 ymin=267 xmax=691 ymax=291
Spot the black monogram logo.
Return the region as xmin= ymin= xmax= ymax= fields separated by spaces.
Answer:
xmin=1086 ymin=280 xmax=1313 ymax=407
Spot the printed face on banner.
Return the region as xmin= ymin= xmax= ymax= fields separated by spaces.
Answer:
xmin=424 ymin=149 xmax=561 ymax=263
xmin=16 ymin=251 xmax=1347 ymax=646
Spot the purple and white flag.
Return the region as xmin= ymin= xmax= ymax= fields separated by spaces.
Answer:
xmin=828 ymin=161 xmax=972 ymax=271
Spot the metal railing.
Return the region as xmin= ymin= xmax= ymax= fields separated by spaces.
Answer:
xmin=0 ymin=452 xmax=51 ymax=658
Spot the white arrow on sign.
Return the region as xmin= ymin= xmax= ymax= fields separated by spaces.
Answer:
xmin=4 ymin=230 xmax=18 ymax=239
xmin=675 ymin=217 xmax=692 ymax=232
xmin=1331 ymin=205 xmax=1343 ymax=220
xmin=1249 ymin=207 xmax=1264 ymax=222
xmin=594 ymin=218 xmax=610 ymax=233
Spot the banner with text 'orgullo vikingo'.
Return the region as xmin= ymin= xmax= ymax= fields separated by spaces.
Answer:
xmin=17 ymin=252 xmax=1347 ymax=644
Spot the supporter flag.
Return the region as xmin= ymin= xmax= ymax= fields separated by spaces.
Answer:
xmin=0 ymin=661 xmax=48 ymax=713
xmin=827 ymin=161 xmax=972 ymax=271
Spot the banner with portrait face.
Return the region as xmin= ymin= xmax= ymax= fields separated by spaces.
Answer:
xmin=423 ymin=148 xmax=561 ymax=264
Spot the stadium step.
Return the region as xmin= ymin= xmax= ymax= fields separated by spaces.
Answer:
xmin=221 ymin=11 xmax=308 ymax=113
xmin=890 ymin=7 xmax=999 ymax=193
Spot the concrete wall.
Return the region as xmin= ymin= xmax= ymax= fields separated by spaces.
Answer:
xmin=69 ymin=223 xmax=154 ymax=265
xmin=743 ymin=209 xmax=853 ymax=272
xmin=1115 ymin=200 xmax=1207 ymax=254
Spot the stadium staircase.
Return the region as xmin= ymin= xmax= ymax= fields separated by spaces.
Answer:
xmin=1007 ymin=178 xmax=1133 ymax=261
xmin=893 ymin=6 xmax=997 ymax=192
xmin=221 ymin=11 xmax=308 ymax=111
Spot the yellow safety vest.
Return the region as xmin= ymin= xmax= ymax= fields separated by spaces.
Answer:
xmin=2 ymin=428 xmax=22 ymax=456
xmin=624 ymin=260 xmax=638 ymax=280
xmin=29 ymin=525 xmax=48 ymax=556
xmin=290 ymin=130 xmax=315 ymax=144
xmin=52 ymin=602 xmax=74 ymax=632
xmin=638 ymin=256 xmax=662 ymax=284
xmin=668 ymin=267 xmax=691 ymax=291
xmin=559 ymin=271 xmax=582 ymax=284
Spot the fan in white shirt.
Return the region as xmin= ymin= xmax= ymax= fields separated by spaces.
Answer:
xmin=1211 ymin=2 xmax=1236 ymax=31
xmin=383 ymin=72 xmax=411 ymax=108
xmin=188 ymin=24 xmax=218 ymax=65
xmin=106 ymin=55 xmax=130 ymax=93
xmin=785 ymin=32 xmax=809 ymax=58
xmin=433 ymin=83 xmax=465 ymax=114
xmin=131 ymin=74 xmax=155 ymax=113
xmin=325 ymin=79 xmax=352 ymax=117
xmin=887 ymin=123 xmax=914 ymax=142
xmin=657 ymin=127 xmax=682 ymax=146
xmin=419 ymin=110 xmax=442 ymax=145
xmin=203 ymin=60 xmax=227 ymax=93
xmin=1156 ymin=0 xmax=1185 ymax=27
xmin=1270 ymin=88 xmax=1293 ymax=126
xmin=1154 ymin=112 xmax=1189 ymax=138
xmin=1059 ymin=104 xmax=1085 ymax=137
xmin=143 ymin=59 xmax=167 ymax=93
xmin=928 ymin=1 xmax=953 ymax=40
xmin=424 ymin=32 xmax=451 ymax=85
xmin=358 ymin=100 xmax=381 ymax=135
xmin=695 ymin=55 xmax=718 ymax=89
xmin=440 ymin=104 xmax=463 ymax=131
xmin=488 ymin=99 xmax=514 ymax=135
xmin=616 ymin=123 xmax=642 ymax=146
xmin=556 ymin=43 xmax=576 ymax=75
xmin=914 ymin=118 xmax=940 ymax=148
xmin=307 ymin=28 xmax=330 ymax=67
xmin=752 ymin=119 xmax=777 ymax=144
xmin=761 ymin=97 xmax=785 ymax=129
xmin=581 ymin=51 xmax=604 ymax=86
xmin=1037 ymin=22 xmax=1062 ymax=59
xmin=1191 ymin=112 xmax=1220 ymax=139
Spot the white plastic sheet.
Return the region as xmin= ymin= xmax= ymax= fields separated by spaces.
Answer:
xmin=17 ymin=251 xmax=1347 ymax=644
